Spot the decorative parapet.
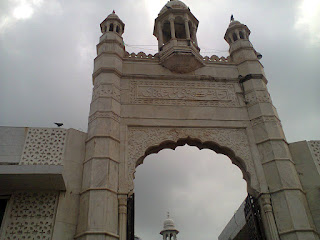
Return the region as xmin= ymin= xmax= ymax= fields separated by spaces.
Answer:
xmin=124 ymin=51 xmax=159 ymax=60
xmin=202 ymin=55 xmax=232 ymax=63
xmin=124 ymin=51 xmax=232 ymax=64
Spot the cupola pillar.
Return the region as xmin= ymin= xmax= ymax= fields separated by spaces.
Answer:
xmin=153 ymin=0 xmax=204 ymax=73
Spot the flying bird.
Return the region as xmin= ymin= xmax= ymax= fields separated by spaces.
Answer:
xmin=54 ymin=123 xmax=63 ymax=127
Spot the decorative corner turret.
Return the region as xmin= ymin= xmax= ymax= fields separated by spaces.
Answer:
xmin=97 ymin=11 xmax=125 ymax=57
xmin=224 ymin=16 xmax=265 ymax=77
xmin=153 ymin=0 xmax=204 ymax=73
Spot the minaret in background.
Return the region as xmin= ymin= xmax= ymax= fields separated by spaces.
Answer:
xmin=160 ymin=213 xmax=179 ymax=240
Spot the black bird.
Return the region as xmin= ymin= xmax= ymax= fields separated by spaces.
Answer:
xmin=54 ymin=123 xmax=63 ymax=127
xmin=230 ymin=14 xmax=234 ymax=22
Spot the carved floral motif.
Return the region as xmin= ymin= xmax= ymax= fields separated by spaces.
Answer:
xmin=88 ymin=111 xmax=120 ymax=123
xmin=127 ymin=127 xmax=258 ymax=191
xmin=3 ymin=192 xmax=58 ymax=240
xmin=250 ymin=116 xmax=282 ymax=127
xmin=92 ymin=84 xmax=120 ymax=102
xmin=130 ymin=80 xmax=238 ymax=107
xmin=309 ymin=141 xmax=320 ymax=165
xmin=245 ymin=90 xmax=271 ymax=106
xmin=20 ymin=128 xmax=67 ymax=165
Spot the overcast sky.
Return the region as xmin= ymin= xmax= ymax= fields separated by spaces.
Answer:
xmin=0 ymin=0 xmax=319 ymax=240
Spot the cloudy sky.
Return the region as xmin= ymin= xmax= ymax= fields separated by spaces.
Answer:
xmin=0 ymin=0 xmax=319 ymax=239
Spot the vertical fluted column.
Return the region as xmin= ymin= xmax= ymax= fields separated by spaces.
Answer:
xmin=118 ymin=195 xmax=127 ymax=240
xmin=259 ymin=194 xmax=280 ymax=240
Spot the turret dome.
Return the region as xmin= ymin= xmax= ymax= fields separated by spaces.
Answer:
xmin=159 ymin=0 xmax=188 ymax=15
xmin=160 ymin=213 xmax=179 ymax=236
xmin=106 ymin=10 xmax=120 ymax=20
xmin=163 ymin=218 xmax=175 ymax=230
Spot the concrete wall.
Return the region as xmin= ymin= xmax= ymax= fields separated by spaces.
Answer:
xmin=0 ymin=127 xmax=87 ymax=240
xmin=289 ymin=141 xmax=320 ymax=235
xmin=218 ymin=201 xmax=246 ymax=240
xmin=0 ymin=127 xmax=27 ymax=164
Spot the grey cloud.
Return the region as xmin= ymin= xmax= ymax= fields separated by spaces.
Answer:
xmin=0 ymin=1 xmax=319 ymax=240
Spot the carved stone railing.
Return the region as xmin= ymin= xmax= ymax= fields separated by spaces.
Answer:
xmin=124 ymin=51 xmax=232 ymax=64
xmin=124 ymin=51 xmax=159 ymax=60
xmin=202 ymin=55 xmax=232 ymax=63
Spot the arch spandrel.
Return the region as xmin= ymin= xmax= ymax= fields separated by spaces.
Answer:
xmin=126 ymin=127 xmax=260 ymax=195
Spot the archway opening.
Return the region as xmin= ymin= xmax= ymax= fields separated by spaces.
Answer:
xmin=134 ymin=144 xmax=248 ymax=240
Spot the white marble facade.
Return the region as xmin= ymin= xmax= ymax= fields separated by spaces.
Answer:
xmin=0 ymin=1 xmax=319 ymax=240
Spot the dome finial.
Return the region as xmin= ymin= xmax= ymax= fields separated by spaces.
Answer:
xmin=230 ymin=14 xmax=234 ymax=22
xmin=113 ymin=10 xmax=115 ymax=14
xmin=167 ymin=212 xmax=170 ymax=218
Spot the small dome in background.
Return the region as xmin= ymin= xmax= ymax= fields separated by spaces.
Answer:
xmin=160 ymin=212 xmax=179 ymax=234
xmin=163 ymin=218 xmax=176 ymax=230
xmin=159 ymin=0 xmax=188 ymax=15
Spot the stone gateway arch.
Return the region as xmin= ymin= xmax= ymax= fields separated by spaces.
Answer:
xmin=78 ymin=1 xmax=319 ymax=240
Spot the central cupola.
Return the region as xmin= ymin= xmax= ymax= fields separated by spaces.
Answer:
xmin=153 ymin=0 xmax=204 ymax=73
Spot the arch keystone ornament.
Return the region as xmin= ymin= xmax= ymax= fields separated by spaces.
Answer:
xmin=77 ymin=2 xmax=319 ymax=240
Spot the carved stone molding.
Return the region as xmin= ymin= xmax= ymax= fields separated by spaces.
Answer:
xmin=88 ymin=111 xmax=120 ymax=123
xmin=20 ymin=128 xmax=67 ymax=165
xmin=92 ymin=84 xmax=120 ymax=102
xmin=250 ymin=116 xmax=281 ymax=127
xmin=3 ymin=192 xmax=58 ymax=240
xmin=245 ymin=90 xmax=271 ymax=106
xmin=129 ymin=79 xmax=238 ymax=107
xmin=202 ymin=55 xmax=231 ymax=63
xmin=126 ymin=127 xmax=258 ymax=192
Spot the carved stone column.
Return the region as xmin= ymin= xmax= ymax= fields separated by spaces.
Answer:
xmin=118 ymin=195 xmax=127 ymax=240
xmin=259 ymin=194 xmax=280 ymax=240
xmin=191 ymin=27 xmax=198 ymax=45
xmin=184 ymin=18 xmax=190 ymax=40
xmin=158 ymin=22 xmax=164 ymax=49
xmin=169 ymin=17 xmax=176 ymax=39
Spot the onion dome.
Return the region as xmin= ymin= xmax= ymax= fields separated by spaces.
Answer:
xmin=160 ymin=213 xmax=179 ymax=235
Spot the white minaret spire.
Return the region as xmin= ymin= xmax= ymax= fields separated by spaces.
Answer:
xmin=160 ymin=213 xmax=179 ymax=240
